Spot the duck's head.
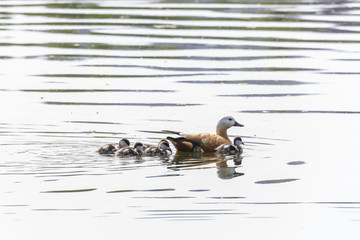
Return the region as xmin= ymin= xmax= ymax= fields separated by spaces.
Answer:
xmin=119 ymin=138 xmax=130 ymax=148
xmin=134 ymin=142 xmax=144 ymax=151
xmin=233 ymin=136 xmax=245 ymax=146
xmin=218 ymin=116 xmax=244 ymax=129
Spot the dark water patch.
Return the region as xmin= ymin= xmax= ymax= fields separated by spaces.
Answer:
xmin=27 ymin=54 xmax=304 ymax=61
xmin=240 ymin=110 xmax=360 ymax=114
xmin=133 ymin=196 xmax=194 ymax=199
xmin=37 ymin=73 xmax=210 ymax=78
xmin=42 ymin=188 xmax=97 ymax=193
xmin=13 ymin=11 xmax=358 ymax=27
xmin=107 ymin=188 xmax=176 ymax=193
xmin=66 ymin=120 xmax=124 ymax=125
xmin=189 ymin=189 xmax=210 ymax=192
xmin=208 ymin=196 xmax=246 ymax=199
xmin=139 ymin=208 xmax=248 ymax=221
xmin=21 ymin=89 xmax=176 ymax=93
xmin=95 ymin=30 xmax=360 ymax=39
xmin=15 ymin=2 xmax=327 ymax=10
xmin=287 ymin=161 xmax=306 ymax=165
xmin=179 ymin=80 xmax=312 ymax=85
xmin=218 ymin=93 xmax=314 ymax=97
xmin=87 ymin=64 xmax=318 ymax=72
xmin=10 ymin=130 xmax=111 ymax=135
xmin=321 ymin=72 xmax=360 ymax=75
xmin=32 ymin=208 xmax=89 ymax=211
xmin=146 ymin=173 xmax=183 ymax=178
xmin=200 ymin=201 xmax=360 ymax=205
xmin=255 ymin=178 xmax=299 ymax=184
xmin=334 ymin=58 xmax=360 ymax=62
xmin=53 ymin=26 xmax=359 ymax=37
xmin=0 ymin=42 xmax=327 ymax=52
xmin=44 ymin=101 xmax=202 ymax=107
xmin=146 ymin=119 xmax=182 ymax=122
xmin=0 ymin=204 xmax=29 ymax=207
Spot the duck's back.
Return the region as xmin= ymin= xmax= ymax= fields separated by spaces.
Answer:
xmin=183 ymin=133 xmax=231 ymax=152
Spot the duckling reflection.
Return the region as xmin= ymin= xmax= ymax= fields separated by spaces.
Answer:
xmin=169 ymin=151 xmax=243 ymax=179
xmin=216 ymin=160 xmax=244 ymax=179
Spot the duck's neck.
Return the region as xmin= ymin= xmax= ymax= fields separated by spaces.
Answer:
xmin=216 ymin=125 xmax=230 ymax=142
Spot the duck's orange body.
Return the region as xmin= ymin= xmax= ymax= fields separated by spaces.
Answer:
xmin=165 ymin=116 xmax=244 ymax=153
xmin=182 ymin=133 xmax=231 ymax=152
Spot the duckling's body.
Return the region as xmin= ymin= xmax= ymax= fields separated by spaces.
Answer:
xmin=115 ymin=142 xmax=144 ymax=156
xmin=215 ymin=137 xmax=244 ymax=155
xmin=97 ymin=138 xmax=130 ymax=155
xmin=165 ymin=116 xmax=244 ymax=152
xmin=97 ymin=144 xmax=116 ymax=154
xmin=144 ymin=139 xmax=172 ymax=156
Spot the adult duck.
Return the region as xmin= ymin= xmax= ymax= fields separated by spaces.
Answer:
xmin=165 ymin=116 xmax=244 ymax=152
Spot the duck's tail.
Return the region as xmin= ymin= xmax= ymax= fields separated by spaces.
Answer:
xmin=166 ymin=136 xmax=202 ymax=152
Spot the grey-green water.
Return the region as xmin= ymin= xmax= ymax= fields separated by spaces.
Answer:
xmin=1 ymin=1 xmax=360 ymax=239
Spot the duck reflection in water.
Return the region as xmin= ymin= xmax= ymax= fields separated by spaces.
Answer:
xmin=169 ymin=151 xmax=244 ymax=179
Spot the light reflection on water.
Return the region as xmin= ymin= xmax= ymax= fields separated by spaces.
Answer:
xmin=1 ymin=0 xmax=360 ymax=239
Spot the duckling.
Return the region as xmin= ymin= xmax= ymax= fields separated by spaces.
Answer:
xmin=97 ymin=143 xmax=117 ymax=155
xmin=164 ymin=116 xmax=244 ymax=152
xmin=144 ymin=139 xmax=172 ymax=156
xmin=97 ymin=138 xmax=130 ymax=155
xmin=115 ymin=142 xmax=144 ymax=156
xmin=117 ymin=138 xmax=130 ymax=149
xmin=215 ymin=136 xmax=244 ymax=155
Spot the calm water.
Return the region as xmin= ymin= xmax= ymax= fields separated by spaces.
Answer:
xmin=1 ymin=0 xmax=360 ymax=239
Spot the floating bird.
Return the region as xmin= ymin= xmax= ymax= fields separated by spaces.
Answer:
xmin=215 ymin=136 xmax=244 ymax=155
xmin=97 ymin=143 xmax=117 ymax=155
xmin=97 ymin=138 xmax=130 ymax=155
xmin=118 ymin=138 xmax=130 ymax=149
xmin=144 ymin=139 xmax=172 ymax=156
xmin=115 ymin=142 xmax=144 ymax=156
xmin=164 ymin=116 xmax=244 ymax=152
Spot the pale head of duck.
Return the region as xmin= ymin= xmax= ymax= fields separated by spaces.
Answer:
xmin=234 ymin=137 xmax=244 ymax=146
xmin=119 ymin=138 xmax=130 ymax=148
xmin=217 ymin=116 xmax=244 ymax=130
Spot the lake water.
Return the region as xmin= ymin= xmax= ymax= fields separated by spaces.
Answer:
xmin=1 ymin=0 xmax=360 ymax=239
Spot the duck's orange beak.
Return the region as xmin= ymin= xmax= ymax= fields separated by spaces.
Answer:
xmin=234 ymin=121 xmax=244 ymax=127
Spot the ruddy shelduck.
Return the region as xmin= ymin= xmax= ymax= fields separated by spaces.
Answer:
xmin=165 ymin=116 xmax=244 ymax=152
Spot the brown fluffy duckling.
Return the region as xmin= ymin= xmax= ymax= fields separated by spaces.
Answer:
xmin=97 ymin=138 xmax=130 ymax=155
xmin=97 ymin=143 xmax=117 ymax=155
xmin=115 ymin=142 xmax=144 ymax=156
xmin=215 ymin=136 xmax=244 ymax=155
xmin=144 ymin=139 xmax=172 ymax=156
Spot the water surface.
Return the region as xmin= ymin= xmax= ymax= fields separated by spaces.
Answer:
xmin=1 ymin=0 xmax=360 ymax=239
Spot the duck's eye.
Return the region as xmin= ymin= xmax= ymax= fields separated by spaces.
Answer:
xmin=228 ymin=118 xmax=232 ymax=121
